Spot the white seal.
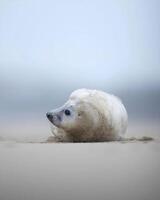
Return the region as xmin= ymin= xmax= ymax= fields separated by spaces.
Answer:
xmin=46 ymin=89 xmax=128 ymax=142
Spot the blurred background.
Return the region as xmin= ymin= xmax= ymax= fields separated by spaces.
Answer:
xmin=0 ymin=0 xmax=160 ymax=141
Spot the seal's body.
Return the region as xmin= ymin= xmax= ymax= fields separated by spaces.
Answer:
xmin=46 ymin=89 xmax=128 ymax=142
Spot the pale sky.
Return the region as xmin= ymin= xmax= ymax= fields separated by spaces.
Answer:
xmin=0 ymin=0 xmax=160 ymax=91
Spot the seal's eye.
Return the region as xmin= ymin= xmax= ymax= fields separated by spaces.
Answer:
xmin=64 ymin=109 xmax=71 ymax=116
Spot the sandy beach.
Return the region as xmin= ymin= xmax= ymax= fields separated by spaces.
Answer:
xmin=0 ymin=118 xmax=160 ymax=200
xmin=0 ymin=138 xmax=160 ymax=200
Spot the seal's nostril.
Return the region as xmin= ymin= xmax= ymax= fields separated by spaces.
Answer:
xmin=46 ymin=112 xmax=53 ymax=120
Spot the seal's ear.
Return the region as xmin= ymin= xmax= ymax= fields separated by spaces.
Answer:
xmin=78 ymin=110 xmax=85 ymax=117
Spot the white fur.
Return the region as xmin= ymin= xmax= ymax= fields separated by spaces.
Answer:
xmin=47 ymin=89 xmax=128 ymax=142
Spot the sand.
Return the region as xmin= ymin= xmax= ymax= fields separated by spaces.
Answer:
xmin=0 ymin=119 xmax=160 ymax=200
xmin=0 ymin=140 xmax=160 ymax=200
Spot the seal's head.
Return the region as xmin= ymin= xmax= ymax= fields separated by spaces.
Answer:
xmin=46 ymin=98 xmax=100 ymax=135
xmin=46 ymin=102 xmax=79 ymax=131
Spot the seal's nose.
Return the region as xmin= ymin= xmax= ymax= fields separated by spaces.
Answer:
xmin=46 ymin=112 xmax=53 ymax=121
